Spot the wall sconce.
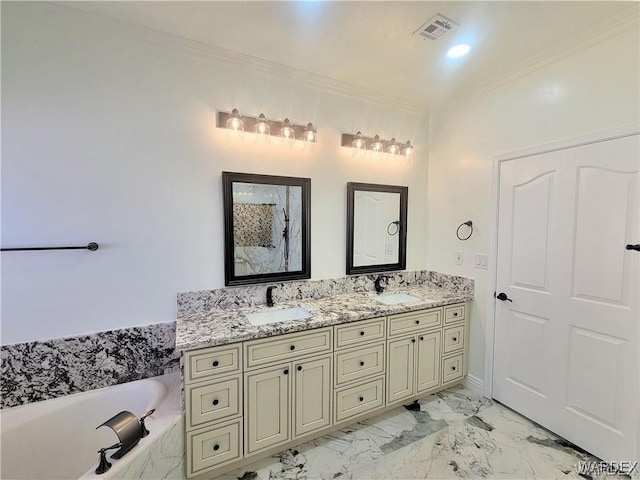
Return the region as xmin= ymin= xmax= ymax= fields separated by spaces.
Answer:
xmin=341 ymin=133 xmax=415 ymax=157
xmin=218 ymin=109 xmax=317 ymax=144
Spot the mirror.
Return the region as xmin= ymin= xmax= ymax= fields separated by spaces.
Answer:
xmin=346 ymin=182 xmax=408 ymax=275
xmin=222 ymin=172 xmax=311 ymax=286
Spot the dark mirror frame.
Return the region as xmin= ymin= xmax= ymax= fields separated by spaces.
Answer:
xmin=222 ymin=172 xmax=311 ymax=286
xmin=346 ymin=182 xmax=408 ymax=275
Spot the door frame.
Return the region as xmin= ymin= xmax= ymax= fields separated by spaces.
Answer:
xmin=483 ymin=124 xmax=639 ymax=399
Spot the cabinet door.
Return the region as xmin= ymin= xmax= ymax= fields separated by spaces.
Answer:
xmin=387 ymin=337 xmax=415 ymax=404
xmin=416 ymin=331 xmax=441 ymax=393
xmin=245 ymin=364 xmax=290 ymax=455
xmin=293 ymin=356 xmax=332 ymax=438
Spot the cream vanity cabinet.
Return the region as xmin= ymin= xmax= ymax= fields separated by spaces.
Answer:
xmin=243 ymin=327 xmax=333 ymax=455
xmin=183 ymin=302 xmax=468 ymax=479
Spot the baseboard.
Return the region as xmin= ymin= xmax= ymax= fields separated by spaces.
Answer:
xmin=462 ymin=374 xmax=485 ymax=396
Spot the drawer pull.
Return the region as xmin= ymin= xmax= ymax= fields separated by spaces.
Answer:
xmin=360 ymin=361 xmax=365 ymax=367
xmin=212 ymin=360 xmax=219 ymax=367
xmin=212 ymin=399 xmax=219 ymax=406
xmin=297 ymin=365 xmax=302 ymax=371
xmin=415 ymin=320 xmax=420 ymax=324
xmin=359 ymin=396 xmax=364 ymax=402
xmin=360 ymin=331 xmax=365 ymax=336
xmin=284 ymin=369 xmax=289 ymax=375
xmin=452 ymin=337 xmax=458 ymax=342
xmin=213 ymin=444 xmax=220 ymax=451
xmin=290 ymin=345 xmax=296 ymax=351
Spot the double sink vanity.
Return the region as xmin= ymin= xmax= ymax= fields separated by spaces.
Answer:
xmin=176 ymin=284 xmax=472 ymax=478
xmin=176 ymin=172 xmax=473 ymax=478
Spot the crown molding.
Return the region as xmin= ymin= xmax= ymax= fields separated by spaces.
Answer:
xmin=435 ymin=6 xmax=640 ymax=110
xmin=49 ymin=2 xmax=428 ymax=116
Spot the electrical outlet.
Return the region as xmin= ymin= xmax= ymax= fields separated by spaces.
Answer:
xmin=455 ymin=252 xmax=463 ymax=265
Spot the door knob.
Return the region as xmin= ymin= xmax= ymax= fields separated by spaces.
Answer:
xmin=626 ymin=244 xmax=640 ymax=251
xmin=495 ymin=292 xmax=513 ymax=302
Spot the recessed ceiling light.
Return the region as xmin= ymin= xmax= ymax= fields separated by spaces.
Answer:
xmin=447 ymin=44 xmax=471 ymax=58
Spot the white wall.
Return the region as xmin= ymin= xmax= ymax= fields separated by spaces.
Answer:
xmin=1 ymin=3 xmax=429 ymax=345
xmin=427 ymin=28 xmax=640 ymax=384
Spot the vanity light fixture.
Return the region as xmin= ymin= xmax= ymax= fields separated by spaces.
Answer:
xmin=225 ymin=108 xmax=244 ymax=131
xmin=402 ymin=141 xmax=414 ymax=157
xmin=303 ymin=123 xmax=317 ymax=143
xmin=217 ymin=109 xmax=317 ymax=144
xmin=386 ymin=138 xmax=399 ymax=155
xmin=279 ymin=118 xmax=295 ymax=139
xmin=369 ymin=135 xmax=384 ymax=152
xmin=352 ymin=131 xmax=367 ymax=150
xmin=254 ymin=113 xmax=270 ymax=135
xmin=341 ymin=132 xmax=415 ymax=158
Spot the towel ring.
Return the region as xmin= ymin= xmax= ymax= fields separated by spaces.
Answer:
xmin=387 ymin=221 xmax=400 ymax=236
xmin=456 ymin=221 xmax=473 ymax=241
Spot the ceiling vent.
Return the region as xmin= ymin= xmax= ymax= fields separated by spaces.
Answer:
xmin=413 ymin=14 xmax=459 ymax=41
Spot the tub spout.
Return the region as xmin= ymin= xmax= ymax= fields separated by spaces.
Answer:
xmin=95 ymin=442 xmax=122 ymax=475
xmin=140 ymin=409 xmax=155 ymax=438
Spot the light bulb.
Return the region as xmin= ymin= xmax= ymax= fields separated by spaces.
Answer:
xmin=369 ymin=135 xmax=383 ymax=152
xmin=225 ymin=108 xmax=244 ymax=131
xmin=303 ymin=123 xmax=316 ymax=143
xmin=386 ymin=138 xmax=399 ymax=155
xmin=402 ymin=141 xmax=414 ymax=157
xmin=254 ymin=113 xmax=270 ymax=135
xmin=279 ymin=118 xmax=295 ymax=139
xmin=352 ymin=132 xmax=366 ymax=149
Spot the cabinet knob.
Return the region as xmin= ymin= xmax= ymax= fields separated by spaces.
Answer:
xmin=452 ymin=337 xmax=458 ymax=342
xmin=360 ymin=331 xmax=365 ymax=336
xmin=213 ymin=444 xmax=220 ymax=451
xmin=212 ymin=360 xmax=219 ymax=367
xmin=212 ymin=399 xmax=219 ymax=406
xmin=454 ymin=312 xmax=459 ymax=317
xmin=359 ymin=396 xmax=364 ymax=402
xmin=284 ymin=369 xmax=289 ymax=375
xmin=451 ymin=366 xmax=457 ymax=371
xmin=415 ymin=320 xmax=420 ymax=324
xmin=411 ymin=339 xmax=416 ymax=343
xmin=290 ymin=345 xmax=296 ymax=351
xmin=297 ymin=365 xmax=302 ymax=371
xmin=419 ymin=336 xmax=424 ymax=341
xmin=360 ymin=361 xmax=365 ymax=367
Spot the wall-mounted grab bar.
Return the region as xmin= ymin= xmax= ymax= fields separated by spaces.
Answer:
xmin=1 ymin=242 xmax=99 ymax=252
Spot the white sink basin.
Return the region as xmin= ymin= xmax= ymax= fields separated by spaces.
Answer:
xmin=245 ymin=306 xmax=312 ymax=326
xmin=374 ymin=292 xmax=422 ymax=305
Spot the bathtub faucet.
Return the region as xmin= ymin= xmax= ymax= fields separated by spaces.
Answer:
xmin=95 ymin=442 xmax=122 ymax=475
xmin=140 ymin=409 xmax=155 ymax=438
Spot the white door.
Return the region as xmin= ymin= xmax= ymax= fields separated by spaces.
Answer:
xmin=493 ymin=132 xmax=639 ymax=462
xmin=353 ymin=191 xmax=387 ymax=266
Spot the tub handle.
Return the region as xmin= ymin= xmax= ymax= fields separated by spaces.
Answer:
xmin=95 ymin=442 xmax=123 ymax=475
xmin=140 ymin=409 xmax=156 ymax=438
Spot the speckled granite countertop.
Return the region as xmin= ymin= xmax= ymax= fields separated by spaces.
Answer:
xmin=176 ymin=285 xmax=472 ymax=351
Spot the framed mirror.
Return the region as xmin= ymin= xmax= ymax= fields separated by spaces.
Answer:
xmin=346 ymin=182 xmax=408 ymax=275
xmin=222 ymin=172 xmax=311 ymax=286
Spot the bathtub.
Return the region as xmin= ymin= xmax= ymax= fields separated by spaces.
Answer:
xmin=0 ymin=373 xmax=184 ymax=480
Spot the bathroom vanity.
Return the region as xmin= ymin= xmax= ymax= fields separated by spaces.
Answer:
xmin=177 ymin=286 xmax=471 ymax=479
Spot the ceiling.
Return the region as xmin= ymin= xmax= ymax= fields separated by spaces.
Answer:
xmin=61 ymin=1 xmax=638 ymax=107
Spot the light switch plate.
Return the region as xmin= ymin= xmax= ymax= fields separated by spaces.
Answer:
xmin=474 ymin=254 xmax=488 ymax=269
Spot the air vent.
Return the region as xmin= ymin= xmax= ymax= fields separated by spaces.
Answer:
xmin=413 ymin=14 xmax=459 ymax=41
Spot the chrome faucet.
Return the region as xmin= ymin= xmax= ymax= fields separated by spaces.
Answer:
xmin=266 ymin=286 xmax=277 ymax=307
xmin=374 ymin=275 xmax=386 ymax=294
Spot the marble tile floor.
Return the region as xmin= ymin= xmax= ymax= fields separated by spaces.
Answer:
xmin=218 ymin=386 xmax=631 ymax=480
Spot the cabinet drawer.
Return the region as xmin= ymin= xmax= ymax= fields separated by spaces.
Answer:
xmin=443 ymin=324 xmax=465 ymax=354
xmin=186 ymin=419 xmax=242 ymax=477
xmin=335 ymin=377 xmax=384 ymax=423
xmin=444 ymin=304 xmax=465 ymax=324
xmin=442 ymin=353 xmax=465 ymax=384
xmin=185 ymin=344 xmax=241 ymax=384
xmin=334 ymin=318 xmax=386 ymax=349
xmin=334 ymin=343 xmax=385 ymax=386
xmin=388 ymin=309 xmax=441 ymax=337
xmin=244 ymin=327 xmax=332 ymax=369
xmin=186 ymin=375 xmax=242 ymax=430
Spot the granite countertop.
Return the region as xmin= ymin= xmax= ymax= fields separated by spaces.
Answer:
xmin=176 ymin=285 xmax=472 ymax=351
